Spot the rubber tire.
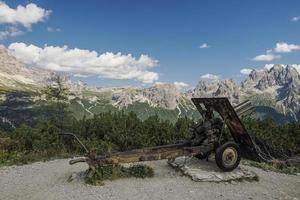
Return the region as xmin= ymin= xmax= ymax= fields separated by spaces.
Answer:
xmin=215 ymin=142 xmax=241 ymax=172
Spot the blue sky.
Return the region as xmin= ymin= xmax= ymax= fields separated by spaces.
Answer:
xmin=1 ymin=0 xmax=300 ymax=88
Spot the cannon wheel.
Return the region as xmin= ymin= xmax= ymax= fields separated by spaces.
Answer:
xmin=215 ymin=142 xmax=241 ymax=172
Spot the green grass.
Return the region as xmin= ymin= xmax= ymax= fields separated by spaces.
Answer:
xmin=86 ymin=164 xmax=154 ymax=185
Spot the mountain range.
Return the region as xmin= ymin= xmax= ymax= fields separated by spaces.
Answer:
xmin=0 ymin=45 xmax=299 ymax=128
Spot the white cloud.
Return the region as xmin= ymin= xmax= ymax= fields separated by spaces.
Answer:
xmin=8 ymin=42 xmax=159 ymax=83
xmin=274 ymin=42 xmax=300 ymax=53
xmin=200 ymin=73 xmax=219 ymax=79
xmin=0 ymin=26 xmax=23 ymax=40
xmin=199 ymin=43 xmax=210 ymax=49
xmin=252 ymin=54 xmax=281 ymax=61
xmin=73 ymin=74 xmax=90 ymax=78
xmin=0 ymin=1 xmax=51 ymax=29
xmin=253 ymin=42 xmax=300 ymax=62
xmin=266 ymin=49 xmax=272 ymax=54
xmin=174 ymin=81 xmax=189 ymax=90
xmin=47 ymin=27 xmax=61 ymax=32
xmin=291 ymin=16 xmax=300 ymax=22
xmin=240 ymin=68 xmax=253 ymax=75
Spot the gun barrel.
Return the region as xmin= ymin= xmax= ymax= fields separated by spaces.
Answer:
xmin=234 ymin=100 xmax=250 ymax=109
xmin=237 ymin=106 xmax=256 ymax=118
xmin=235 ymin=101 xmax=252 ymax=113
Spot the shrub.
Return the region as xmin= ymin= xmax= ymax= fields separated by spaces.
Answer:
xmin=86 ymin=164 xmax=154 ymax=185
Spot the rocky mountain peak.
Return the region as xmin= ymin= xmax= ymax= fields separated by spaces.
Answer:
xmin=0 ymin=43 xmax=300 ymax=118
xmin=242 ymin=64 xmax=300 ymax=91
xmin=239 ymin=64 xmax=300 ymax=118
xmin=0 ymin=45 xmax=49 ymax=89
xmin=187 ymin=79 xmax=240 ymax=103
xmin=109 ymin=83 xmax=182 ymax=110
xmin=143 ymin=83 xmax=181 ymax=109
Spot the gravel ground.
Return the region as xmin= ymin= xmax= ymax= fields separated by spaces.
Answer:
xmin=0 ymin=158 xmax=299 ymax=200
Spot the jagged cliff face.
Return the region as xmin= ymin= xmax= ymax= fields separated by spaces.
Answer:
xmin=242 ymin=65 xmax=300 ymax=91
xmin=0 ymin=45 xmax=50 ymax=90
xmin=142 ymin=83 xmax=181 ymax=109
xmin=105 ymin=84 xmax=182 ymax=109
xmin=241 ymin=64 xmax=300 ymax=116
xmin=186 ymin=79 xmax=240 ymax=104
xmin=0 ymin=45 xmax=300 ymax=121
xmin=0 ymin=46 xmax=184 ymax=110
xmin=184 ymin=64 xmax=300 ymax=119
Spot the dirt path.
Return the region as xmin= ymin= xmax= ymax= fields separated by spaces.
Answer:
xmin=0 ymin=159 xmax=299 ymax=200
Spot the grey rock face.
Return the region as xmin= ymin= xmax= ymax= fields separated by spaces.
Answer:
xmin=185 ymin=64 xmax=300 ymax=118
xmin=0 ymin=45 xmax=300 ymax=116
xmin=0 ymin=45 xmax=50 ymax=89
xmin=186 ymin=79 xmax=240 ymax=104
xmin=242 ymin=65 xmax=300 ymax=91
xmin=169 ymin=157 xmax=258 ymax=183
xmin=241 ymin=64 xmax=300 ymax=115
xmin=143 ymin=83 xmax=181 ymax=109
xmin=109 ymin=84 xmax=181 ymax=109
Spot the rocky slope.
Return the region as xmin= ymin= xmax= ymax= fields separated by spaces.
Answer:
xmin=241 ymin=65 xmax=300 ymax=118
xmin=109 ymin=83 xmax=185 ymax=109
xmin=0 ymin=45 xmax=50 ymax=90
xmin=76 ymin=65 xmax=300 ymax=120
xmin=185 ymin=79 xmax=240 ymax=104
xmin=0 ymin=45 xmax=299 ymax=126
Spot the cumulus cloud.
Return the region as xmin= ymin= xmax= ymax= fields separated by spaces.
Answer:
xmin=253 ymin=42 xmax=300 ymax=62
xmin=8 ymin=42 xmax=159 ymax=83
xmin=200 ymin=73 xmax=219 ymax=80
xmin=240 ymin=68 xmax=253 ymax=75
xmin=199 ymin=43 xmax=210 ymax=49
xmin=174 ymin=81 xmax=189 ymax=90
xmin=0 ymin=26 xmax=23 ymax=40
xmin=73 ymin=74 xmax=90 ymax=78
xmin=274 ymin=42 xmax=300 ymax=53
xmin=252 ymin=54 xmax=281 ymax=61
xmin=0 ymin=1 xmax=51 ymax=29
xmin=291 ymin=16 xmax=300 ymax=22
xmin=47 ymin=27 xmax=61 ymax=32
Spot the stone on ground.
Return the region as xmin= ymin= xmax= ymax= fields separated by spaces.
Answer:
xmin=169 ymin=157 xmax=258 ymax=183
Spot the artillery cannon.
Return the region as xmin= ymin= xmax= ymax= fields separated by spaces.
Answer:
xmin=62 ymin=97 xmax=260 ymax=176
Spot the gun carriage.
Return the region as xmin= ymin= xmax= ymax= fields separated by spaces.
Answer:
xmin=63 ymin=97 xmax=260 ymax=176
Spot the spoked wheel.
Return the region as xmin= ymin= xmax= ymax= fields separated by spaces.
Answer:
xmin=215 ymin=142 xmax=241 ymax=172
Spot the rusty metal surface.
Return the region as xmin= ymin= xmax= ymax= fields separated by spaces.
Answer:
xmin=81 ymin=143 xmax=214 ymax=167
xmin=191 ymin=97 xmax=260 ymax=161
xmin=67 ymin=97 xmax=260 ymax=172
xmin=192 ymin=98 xmax=249 ymax=138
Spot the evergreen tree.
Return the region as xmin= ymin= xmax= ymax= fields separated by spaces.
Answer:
xmin=43 ymin=73 xmax=71 ymax=131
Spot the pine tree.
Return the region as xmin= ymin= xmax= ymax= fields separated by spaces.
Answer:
xmin=43 ymin=73 xmax=71 ymax=131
